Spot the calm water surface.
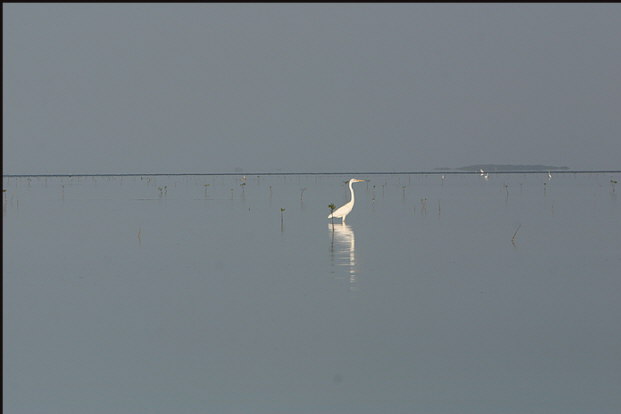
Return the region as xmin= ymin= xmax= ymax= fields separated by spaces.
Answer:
xmin=4 ymin=173 xmax=621 ymax=413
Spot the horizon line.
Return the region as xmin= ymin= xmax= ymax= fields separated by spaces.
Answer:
xmin=3 ymin=170 xmax=621 ymax=178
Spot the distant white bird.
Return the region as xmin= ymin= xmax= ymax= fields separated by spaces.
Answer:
xmin=548 ymin=171 xmax=552 ymax=180
xmin=328 ymin=178 xmax=366 ymax=224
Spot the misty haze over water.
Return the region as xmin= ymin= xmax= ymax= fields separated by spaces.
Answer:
xmin=4 ymin=3 xmax=621 ymax=413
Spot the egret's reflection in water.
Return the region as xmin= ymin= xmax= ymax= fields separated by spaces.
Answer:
xmin=329 ymin=223 xmax=358 ymax=290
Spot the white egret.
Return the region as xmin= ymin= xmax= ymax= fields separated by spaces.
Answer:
xmin=328 ymin=178 xmax=366 ymax=224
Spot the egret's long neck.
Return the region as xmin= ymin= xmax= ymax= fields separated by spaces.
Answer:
xmin=348 ymin=180 xmax=355 ymax=204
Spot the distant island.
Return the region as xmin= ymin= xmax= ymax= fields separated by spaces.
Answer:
xmin=435 ymin=164 xmax=570 ymax=172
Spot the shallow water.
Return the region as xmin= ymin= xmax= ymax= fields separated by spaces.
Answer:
xmin=3 ymin=173 xmax=621 ymax=413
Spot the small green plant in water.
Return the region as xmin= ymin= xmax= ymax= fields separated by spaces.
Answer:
xmin=328 ymin=203 xmax=336 ymax=230
xmin=280 ymin=208 xmax=286 ymax=231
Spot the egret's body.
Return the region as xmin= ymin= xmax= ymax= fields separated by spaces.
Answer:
xmin=328 ymin=178 xmax=366 ymax=224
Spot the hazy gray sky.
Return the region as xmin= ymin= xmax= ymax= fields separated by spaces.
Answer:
xmin=4 ymin=3 xmax=621 ymax=174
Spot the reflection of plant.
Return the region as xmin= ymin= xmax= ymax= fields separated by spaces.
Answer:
xmin=300 ymin=188 xmax=307 ymax=201
xmin=512 ymin=224 xmax=522 ymax=246
xmin=328 ymin=203 xmax=336 ymax=230
xmin=420 ymin=197 xmax=427 ymax=214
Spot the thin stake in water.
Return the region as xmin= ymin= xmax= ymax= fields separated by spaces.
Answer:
xmin=512 ymin=224 xmax=522 ymax=245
